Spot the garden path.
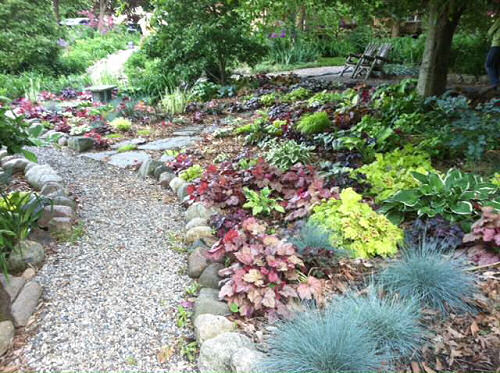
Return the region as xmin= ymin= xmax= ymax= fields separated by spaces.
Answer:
xmin=21 ymin=147 xmax=194 ymax=372
xmin=88 ymin=47 xmax=137 ymax=85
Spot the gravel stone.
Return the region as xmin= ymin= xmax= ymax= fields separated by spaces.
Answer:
xmin=21 ymin=147 xmax=195 ymax=372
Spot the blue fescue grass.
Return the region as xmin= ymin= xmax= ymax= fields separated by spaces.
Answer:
xmin=380 ymin=237 xmax=476 ymax=315
xmin=290 ymin=221 xmax=347 ymax=257
xmin=329 ymin=287 xmax=424 ymax=359
xmin=258 ymin=307 xmax=391 ymax=373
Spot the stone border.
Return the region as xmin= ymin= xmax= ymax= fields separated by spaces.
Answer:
xmin=0 ymin=149 xmax=77 ymax=357
xmin=141 ymin=167 xmax=264 ymax=372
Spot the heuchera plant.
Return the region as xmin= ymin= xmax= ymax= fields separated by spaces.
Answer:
xmin=463 ymin=207 xmax=500 ymax=250
xmin=311 ymin=188 xmax=403 ymax=258
xmin=211 ymin=218 xmax=323 ymax=319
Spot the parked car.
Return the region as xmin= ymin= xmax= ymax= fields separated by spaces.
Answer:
xmin=60 ymin=18 xmax=90 ymax=27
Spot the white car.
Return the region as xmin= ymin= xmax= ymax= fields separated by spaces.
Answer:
xmin=59 ymin=18 xmax=90 ymax=26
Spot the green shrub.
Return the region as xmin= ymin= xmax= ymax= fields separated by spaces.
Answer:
xmin=352 ymin=147 xmax=436 ymax=203
xmin=191 ymin=80 xmax=220 ymax=102
xmin=259 ymin=93 xmax=279 ymax=106
xmin=0 ymin=104 xmax=35 ymax=158
xmin=307 ymin=91 xmax=343 ymax=107
xmin=180 ymin=165 xmax=203 ymax=182
xmin=310 ymin=188 xmax=403 ymax=259
xmin=282 ymin=87 xmax=312 ymax=103
xmin=234 ymin=117 xmax=283 ymax=145
xmin=0 ymin=0 xmax=61 ymax=73
xmin=125 ymin=51 xmax=171 ymax=101
xmin=380 ymin=238 xmax=476 ymax=315
xmin=243 ymin=187 xmax=284 ymax=216
xmin=380 ymin=168 xmax=500 ymax=230
xmin=296 ymin=112 xmax=331 ymax=135
xmin=110 ymin=117 xmax=132 ymax=132
xmin=266 ymin=38 xmax=320 ymax=65
xmin=265 ymin=140 xmax=313 ymax=171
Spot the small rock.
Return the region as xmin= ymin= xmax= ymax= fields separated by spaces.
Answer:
xmin=40 ymin=182 xmax=64 ymax=197
xmin=0 ymin=275 xmax=26 ymax=302
xmin=57 ymin=136 xmax=68 ymax=146
xmin=0 ymin=321 xmax=14 ymax=356
xmin=177 ymin=183 xmax=189 ymax=201
xmin=25 ymin=165 xmax=61 ymax=189
xmin=1 ymin=158 xmax=28 ymax=173
xmin=7 ymin=241 xmax=45 ymax=273
xmin=68 ymin=136 xmax=95 ymax=153
xmin=185 ymin=202 xmax=217 ymax=222
xmin=194 ymin=291 xmax=230 ymax=320
xmin=230 ymin=347 xmax=265 ymax=373
xmin=194 ymin=314 xmax=236 ymax=344
xmin=48 ymin=217 xmax=73 ymax=235
xmin=22 ymin=268 xmax=36 ymax=281
xmin=188 ymin=247 xmax=209 ymax=278
xmin=153 ymin=165 xmax=170 ymax=180
xmin=185 ymin=226 xmax=214 ymax=244
xmin=198 ymin=263 xmax=224 ymax=289
xmin=49 ymin=196 xmax=76 ymax=210
xmin=159 ymin=172 xmax=175 ymax=188
xmin=138 ymin=159 xmax=163 ymax=179
xmin=199 ymin=332 xmax=254 ymax=373
xmin=11 ymin=281 xmax=42 ymax=327
xmin=186 ymin=217 xmax=208 ymax=231
xmin=38 ymin=205 xmax=74 ymax=228
xmin=169 ymin=177 xmax=186 ymax=194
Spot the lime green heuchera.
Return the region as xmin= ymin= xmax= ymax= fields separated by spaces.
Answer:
xmin=352 ymin=147 xmax=436 ymax=203
xmin=310 ymin=188 xmax=403 ymax=258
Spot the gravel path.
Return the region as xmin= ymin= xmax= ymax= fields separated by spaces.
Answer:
xmin=22 ymin=147 xmax=194 ymax=372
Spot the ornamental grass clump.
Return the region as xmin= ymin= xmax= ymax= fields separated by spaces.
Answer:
xmin=110 ymin=117 xmax=132 ymax=132
xmin=330 ymin=288 xmax=423 ymax=359
xmin=259 ymin=307 xmax=390 ymax=373
xmin=380 ymin=237 xmax=476 ymax=315
xmin=296 ymin=111 xmax=331 ymax=135
xmin=310 ymin=188 xmax=403 ymax=258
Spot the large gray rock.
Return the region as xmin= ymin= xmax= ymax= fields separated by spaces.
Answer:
xmin=177 ymin=183 xmax=189 ymax=201
xmin=7 ymin=241 xmax=45 ymax=273
xmin=169 ymin=177 xmax=186 ymax=194
xmin=198 ymin=263 xmax=224 ymax=289
xmin=194 ymin=288 xmax=230 ymax=320
xmin=188 ymin=247 xmax=209 ymax=278
xmin=38 ymin=205 xmax=74 ymax=228
xmin=172 ymin=125 xmax=204 ymax=137
xmin=107 ymin=151 xmax=151 ymax=168
xmin=40 ymin=182 xmax=64 ymax=197
xmin=50 ymin=196 xmax=77 ymax=210
xmin=138 ymin=159 xmax=163 ymax=178
xmin=185 ymin=202 xmax=217 ymax=222
xmin=194 ymin=314 xmax=236 ymax=344
xmin=185 ymin=226 xmax=214 ymax=244
xmin=138 ymin=136 xmax=202 ymax=151
xmin=0 ymin=321 xmax=14 ymax=356
xmin=1 ymin=158 xmax=28 ymax=173
xmin=11 ymin=281 xmax=42 ymax=327
xmin=199 ymin=332 xmax=254 ymax=373
xmin=0 ymin=275 xmax=26 ymax=302
xmin=186 ymin=217 xmax=208 ymax=231
xmin=159 ymin=172 xmax=175 ymax=188
xmin=48 ymin=217 xmax=73 ymax=235
xmin=25 ymin=165 xmax=62 ymax=190
xmin=153 ymin=165 xmax=170 ymax=180
xmin=230 ymin=347 xmax=265 ymax=373
xmin=68 ymin=136 xmax=95 ymax=152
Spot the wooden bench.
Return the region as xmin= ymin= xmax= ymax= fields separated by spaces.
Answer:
xmin=86 ymin=85 xmax=116 ymax=103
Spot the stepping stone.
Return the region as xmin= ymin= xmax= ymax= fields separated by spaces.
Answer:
xmin=172 ymin=125 xmax=204 ymax=136
xmin=81 ymin=151 xmax=117 ymax=162
xmin=138 ymin=136 xmax=201 ymax=151
xmin=107 ymin=151 xmax=151 ymax=168
xmin=110 ymin=138 xmax=147 ymax=150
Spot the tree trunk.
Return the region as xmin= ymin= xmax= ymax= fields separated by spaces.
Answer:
xmin=391 ymin=20 xmax=400 ymax=37
xmin=53 ymin=0 xmax=60 ymax=23
xmin=97 ymin=0 xmax=106 ymax=33
xmin=417 ymin=0 xmax=465 ymax=97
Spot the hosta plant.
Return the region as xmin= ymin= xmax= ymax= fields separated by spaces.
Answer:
xmin=264 ymin=140 xmax=313 ymax=171
xmin=243 ymin=187 xmax=284 ymax=216
xmin=463 ymin=207 xmax=500 ymax=250
xmin=296 ymin=111 xmax=331 ymax=135
xmin=380 ymin=168 xmax=500 ymax=229
xmin=211 ymin=218 xmax=322 ymax=318
xmin=352 ymin=147 xmax=435 ymax=203
xmin=310 ymin=188 xmax=403 ymax=258
xmin=180 ymin=165 xmax=203 ymax=182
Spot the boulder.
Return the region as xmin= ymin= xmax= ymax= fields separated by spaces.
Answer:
xmin=68 ymin=136 xmax=95 ymax=153
xmin=230 ymin=347 xmax=265 ymax=373
xmin=194 ymin=314 xmax=236 ymax=344
xmin=169 ymin=177 xmax=186 ymax=194
xmin=38 ymin=205 xmax=74 ymax=228
xmin=177 ymin=183 xmax=189 ymax=201
xmin=198 ymin=263 xmax=224 ymax=289
xmin=186 ymin=217 xmax=208 ymax=231
xmin=0 ymin=275 xmax=26 ymax=302
xmin=199 ymin=332 xmax=254 ymax=373
xmin=40 ymin=182 xmax=64 ymax=197
xmin=153 ymin=165 xmax=170 ymax=180
xmin=188 ymin=247 xmax=209 ymax=278
xmin=193 ymin=288 xmax=230 ymax=320
xmin=159 ymin=172 xmax=175 ymax=189
xmin=48 ymin=217 xmax=73 ymax=235
xmin=185 ymin=202 xmax=217 ymax=222
xmin=25 ymin=165 xmax=61 ymax=190
xmin=185 ymin=226 xmax=214 ymax=244
xmin=7 ymin=240 xmax=45 ymax=273
xmin=1 ymin=158 xmax=28 ymax=173
xmin=138 ymin=159 xmax=163 ymax=179
xmin=11 ymin=281 xmax=42 ymax=327
xmin=49 ymin=196 xmax=76 ymax=210
xmin=0 ymin=321 xmax=14 ymax=356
